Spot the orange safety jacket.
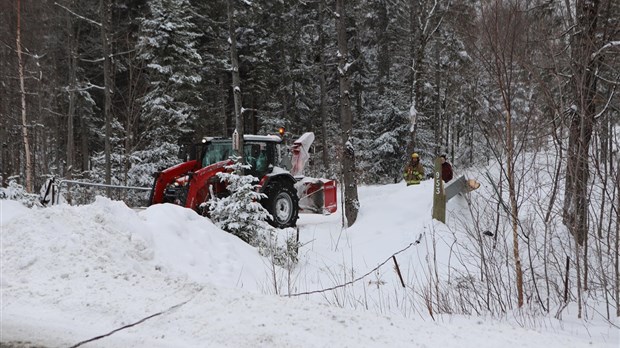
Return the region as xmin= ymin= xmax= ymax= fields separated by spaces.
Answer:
xmin=404 ymin=161 xmax=424 ymax=186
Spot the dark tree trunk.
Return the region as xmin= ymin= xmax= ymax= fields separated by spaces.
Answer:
xmin=0 ymin=14 xmax=10 ymax=184
xmin=219 ymin=74 xmax=228 ymax=136
xmin=66 ymin=13 xmax=77 ymax=178
xmin=336 ymin=0 xmax=359 ymax=227
xmin=563 ymin=0 xmax=600 ymax=246
xmin=377 ymin=0 xmax=389 ymax=96
xmin=101 ymin=0 xmax=112 ymax=190
xmin=318 ymin=0 xmax=329 ymax=171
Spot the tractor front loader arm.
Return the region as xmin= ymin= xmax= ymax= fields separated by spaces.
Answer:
xmin=149 ymin=160 xmax=200 ymax=205
xmin=185 ymin=159 xmax=232 ymax=210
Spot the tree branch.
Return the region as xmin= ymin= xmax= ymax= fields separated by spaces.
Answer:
xmin=54 ymin=2 xmax=102 ymax=27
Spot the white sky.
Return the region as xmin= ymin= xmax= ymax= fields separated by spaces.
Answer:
xmin=1 ymin=180 xmax=618 ymax=347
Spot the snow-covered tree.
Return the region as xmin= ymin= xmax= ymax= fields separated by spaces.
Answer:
xmin=130 ymin=0 xmax=203 ymax=186
xmin=0 ymin=179 xmax=41 ymax=207
xmin=208 ymin=156 xmax=299 ymax=267
xmin=208 ymin=156 xmax=271 ymax=243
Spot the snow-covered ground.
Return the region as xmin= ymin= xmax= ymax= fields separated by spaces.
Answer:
xmin=1 ymin=180 xmax=618 ymax=347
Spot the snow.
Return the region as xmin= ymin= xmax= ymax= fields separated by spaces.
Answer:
xmin=1 ymin=182 xmax=618 ymax=347
xmin=458 ymin=50 xmax=470 ymax=60
xmin=409 ymin=103 xmax=418 ymax=132
xmin=591 ymin=41 xmax=620 ymax=59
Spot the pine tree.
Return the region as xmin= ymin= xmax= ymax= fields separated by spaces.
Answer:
xmin=130 ymin=0 xmax=203 ymax=186
xmin=208 ymin=155 xmax=299 ymax=267
xmin=352 ymin=0 xmax=410 ymax=184
xmin=208 ymin=156 xmax=271 ymax=243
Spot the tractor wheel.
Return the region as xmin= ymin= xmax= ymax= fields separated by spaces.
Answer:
xmin=263 ymin=181 xmax=299 ymax=228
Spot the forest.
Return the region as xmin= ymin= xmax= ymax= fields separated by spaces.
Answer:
xmin=1 ymin=0 xmax=619 ymax=319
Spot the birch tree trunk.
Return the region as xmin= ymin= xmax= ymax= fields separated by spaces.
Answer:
xmin=336 ymin=0 xmax=359 ymax=226
xmin=406 ymin=0 xmax=444 ymax=155
xmin=16 ymin=0 xmax=33 ymax=192
xmin=228 ymin=0 xmax=243 ymax=160
xmin=407 ymin=2 xmax=423 ymax=154
xmin=506 ymin=108 xmax=524 ymax=308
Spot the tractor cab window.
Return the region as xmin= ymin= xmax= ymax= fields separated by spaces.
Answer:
xmin=244 ymin=142 xmax=271 ymax=178
xmin=201 ymin=140 xmax=276 ymax=179
xmin=202 ymin=142 xmax=232 ymax=167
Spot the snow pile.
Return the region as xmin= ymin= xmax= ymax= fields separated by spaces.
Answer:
xmin=1 ymin=197 xmax=271 ymax=346
xmin=1 ymin=182 xmax=618 ymax=347
xmin=2 ymin=197 xmax=266 ymax=291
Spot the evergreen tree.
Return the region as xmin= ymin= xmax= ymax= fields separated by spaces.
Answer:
xmin=208 ymin=156 xmax=271 ymax=243
xmin=130 ymin=0 xmax=203 ymax=186
xmin=191 ymin=0 xmax=231 ymax=137
xmin=352 ymin=0 xmax=410 ymax=184
xmin=208 ymin=155 xmax=299 ymax=267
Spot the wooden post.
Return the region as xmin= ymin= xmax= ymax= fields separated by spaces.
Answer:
xmin=392 ymin=256 xmax=406 ymax=288
xmin=432 ymin=157 xmax=445 ymax=223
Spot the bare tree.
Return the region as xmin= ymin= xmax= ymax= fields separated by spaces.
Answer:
xmin=561 ymin=0 xmax=603 ymax=319
xmin=336 ymin=0 xmax=359 ymax=226
xmin=406 ymin=0 xmax=446 ymax=154
xmin=474 ymin=0 xmax=527 ymax=308
xmin=16 ymin=0 xmax=33 ymax=192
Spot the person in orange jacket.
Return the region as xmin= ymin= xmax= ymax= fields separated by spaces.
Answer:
xmin=404 ymin=153 xmax=425 ymax=185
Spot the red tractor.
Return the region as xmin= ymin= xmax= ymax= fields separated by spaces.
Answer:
xmin=149 ymin=132 xmax=337 ymax=228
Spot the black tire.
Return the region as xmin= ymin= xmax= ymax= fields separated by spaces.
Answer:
xmin=262 ymin=180 xmax=299 ymax=228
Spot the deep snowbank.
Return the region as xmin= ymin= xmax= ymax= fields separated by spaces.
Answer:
xmin=1 ymin=182 xmax=617 ymax=347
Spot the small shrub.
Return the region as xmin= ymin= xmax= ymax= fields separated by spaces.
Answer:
xmin=0 ymin=179 xmax=41 ymax=207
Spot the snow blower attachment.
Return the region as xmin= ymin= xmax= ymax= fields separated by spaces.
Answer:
xmin=149 ymin=132 xmax=337 ymax=228
xmin=296 ymin=177 xmax=337 ymax=214
xmin=290 ymin=132 xmax=337 ymax=214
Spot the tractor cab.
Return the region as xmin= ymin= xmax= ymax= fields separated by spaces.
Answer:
xmin=198 ymin=135 xmax=286 ymax=178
